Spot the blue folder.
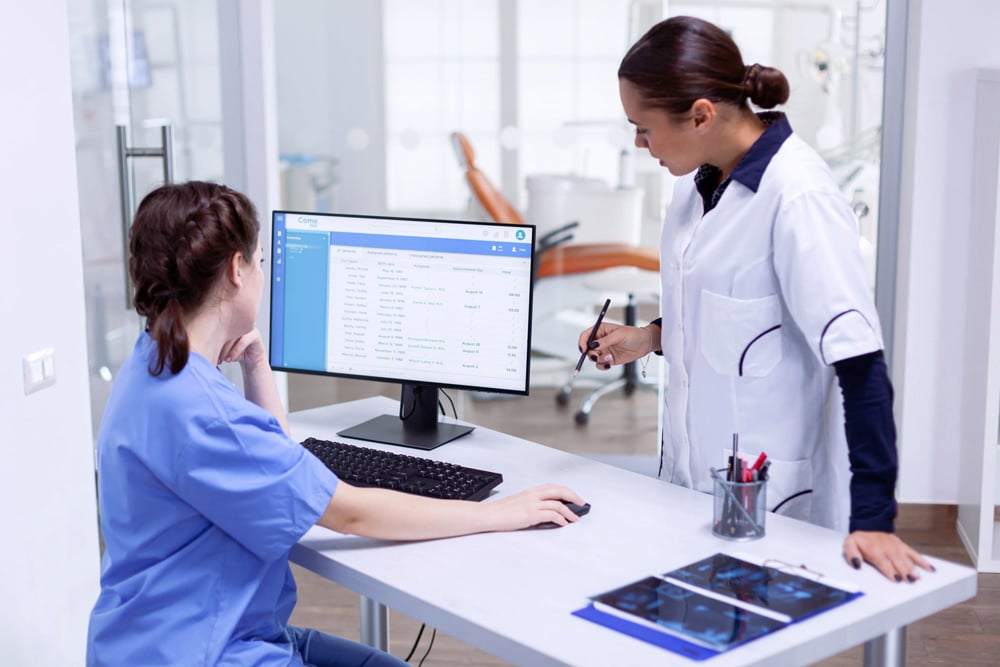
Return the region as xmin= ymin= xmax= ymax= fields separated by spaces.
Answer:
xmin=572 ymin=603 xmax=720 ymax=661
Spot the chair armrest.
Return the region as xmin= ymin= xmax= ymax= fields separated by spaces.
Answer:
xmin=535 ymin=243 xmax=660 ymax=279
xmin=538 ymin=221 xmax=579 ymax=251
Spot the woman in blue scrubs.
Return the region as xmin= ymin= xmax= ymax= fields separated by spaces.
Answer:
xmin=87 ymin=181 xmax=584 ymax=666
xmin=579 ymin=16 xmax=933 ymax=583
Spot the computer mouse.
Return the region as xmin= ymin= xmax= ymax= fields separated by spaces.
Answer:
xmin=531 ymin=500 xmax=591 ymax=529
xmin=561 ymin=500 xmax=591 ymax=517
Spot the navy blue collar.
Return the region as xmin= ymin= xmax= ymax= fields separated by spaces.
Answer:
xmin=694 ymin=112 xmax=792 ymax=212
xmin=729 ymin=111 xmax=792 ymax=192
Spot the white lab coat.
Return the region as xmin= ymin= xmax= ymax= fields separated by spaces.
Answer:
xmin=657 ymin=133 xmax=883 ymax=532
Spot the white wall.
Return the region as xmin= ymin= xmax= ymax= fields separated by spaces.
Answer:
xmin=0 ymin=1 xmax=101 ymax=663
xmin=895 ymin=0 xmax=1000 ymax=502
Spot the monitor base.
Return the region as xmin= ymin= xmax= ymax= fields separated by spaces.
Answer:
xmin=338 ymin=414 xmax=475 ymax=451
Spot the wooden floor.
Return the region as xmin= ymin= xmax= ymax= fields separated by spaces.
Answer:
xmin=288 ymin=376 xmax=1000 ymax=666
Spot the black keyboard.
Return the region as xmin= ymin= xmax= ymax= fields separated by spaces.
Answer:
xmin=301 ymin=437 xmax=503 ymax=502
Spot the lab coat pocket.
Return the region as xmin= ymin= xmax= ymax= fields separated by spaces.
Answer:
xmin=699 ymin=290 xmax=782 ymax=377
xmin=765 ymin=456 xmax=813 ymax=522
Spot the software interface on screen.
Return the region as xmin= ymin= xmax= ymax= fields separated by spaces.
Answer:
xmin=269 ymin=211 xmax=535 ymax=448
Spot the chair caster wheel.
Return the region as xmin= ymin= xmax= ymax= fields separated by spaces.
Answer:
xmin=556 ymin=389 xmax=570 ymax=407
xmin=574 ymin=411 xmax=589 ymax=425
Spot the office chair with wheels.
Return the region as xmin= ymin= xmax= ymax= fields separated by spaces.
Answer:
xmin=554 ymin=291 xmax=658 ymax=425
xmin=450 ymin=131 xmax=660 ymax=423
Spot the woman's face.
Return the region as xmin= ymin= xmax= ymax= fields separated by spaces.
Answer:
xmin=619 ymin=79 xmax=704 ymax=177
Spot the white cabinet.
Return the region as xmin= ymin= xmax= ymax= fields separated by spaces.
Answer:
xmin=956 ymin=69 xmax=1000 ymax=572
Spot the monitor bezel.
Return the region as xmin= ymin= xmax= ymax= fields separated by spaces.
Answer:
xmin=268 ymin=209 xmax=536 ymax=398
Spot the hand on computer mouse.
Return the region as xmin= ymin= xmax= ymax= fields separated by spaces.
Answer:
xmin=481 ymin=485 xmax=585 ymax=532
xmin=530 ymin=499 xmax=591 ymax=530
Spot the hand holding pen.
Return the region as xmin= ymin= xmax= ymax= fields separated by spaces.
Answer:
xmin=575 ymin=304 xmax=658 ymax=372
xmin=574 ymin=298 xmax=611 ymax=377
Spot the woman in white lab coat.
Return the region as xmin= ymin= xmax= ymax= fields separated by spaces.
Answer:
xmin=580 ymin=16 xmax=932 ymax=583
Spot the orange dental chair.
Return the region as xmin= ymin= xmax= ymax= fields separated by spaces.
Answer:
xmin=450 ymin=131 xmax=660 ymax=424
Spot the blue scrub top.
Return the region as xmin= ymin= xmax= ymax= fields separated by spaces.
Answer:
xmin=87 ymin=333 xmax=338 ymax=666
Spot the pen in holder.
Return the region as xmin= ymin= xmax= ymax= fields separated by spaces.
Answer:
xmin=710 ymin=466 xmax=766 ymax=541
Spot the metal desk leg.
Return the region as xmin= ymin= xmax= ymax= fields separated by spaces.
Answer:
xmin=360 ymin=596 xmax=389 ymax=651
xmin=864 ymin=626 xmax=906 ymax=667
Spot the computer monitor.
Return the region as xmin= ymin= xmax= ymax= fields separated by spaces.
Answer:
xmin=269 ymin=211 xmax=535 ymax=450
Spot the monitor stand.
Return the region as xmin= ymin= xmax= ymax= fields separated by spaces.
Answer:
xmin=337 ymin=384 xmax=474 ymax=450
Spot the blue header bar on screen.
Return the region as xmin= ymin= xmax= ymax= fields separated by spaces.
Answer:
xmin=328 ymin=231 xmax=532 ymax=256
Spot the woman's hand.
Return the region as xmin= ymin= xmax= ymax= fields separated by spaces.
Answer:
xmin=218 ymin=328 xmax=289 ymax=433
xmin=321 ymin=483 xmax=587 ymax=539
xmin=485 ymin=484 xmax=587 ymax=531
xmin=577 ymin=323 xmax=656 ymax=370
xmin=219 ymin=327 xmax=268 ymax=369
xmin=843 ymin=531 xmax=935 ymax=582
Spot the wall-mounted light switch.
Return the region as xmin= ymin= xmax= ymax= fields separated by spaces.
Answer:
xmin=23 ymin=347 xmax=56 ymax=395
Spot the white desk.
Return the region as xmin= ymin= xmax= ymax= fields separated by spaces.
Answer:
xmin=289 ymin=397 xmax=976 ymax=667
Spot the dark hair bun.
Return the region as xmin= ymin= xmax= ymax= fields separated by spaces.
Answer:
xmin=744 ymin=63 xmax=789 ymax=109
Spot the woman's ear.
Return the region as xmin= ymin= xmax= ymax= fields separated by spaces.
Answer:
xmin=227 ymin=252 xmax=245 ymax=288
xmin=690 ymin=98 xmax=716 ymax=132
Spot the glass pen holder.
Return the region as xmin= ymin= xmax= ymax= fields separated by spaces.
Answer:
xmin=711 ymin=467 xmax=767 ymax=541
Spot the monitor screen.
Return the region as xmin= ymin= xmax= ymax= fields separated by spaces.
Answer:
xmin=269 ymin=210 xmax=536 ymax=449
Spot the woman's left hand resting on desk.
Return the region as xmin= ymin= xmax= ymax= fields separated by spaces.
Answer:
xmin=844 ymin=531 xmax=935 ymax=583
xmin=317 ymin=483 xmax=586 ymax=541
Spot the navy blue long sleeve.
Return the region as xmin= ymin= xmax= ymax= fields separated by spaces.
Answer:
xmin=834 ymin=350 xmax=898 ymax=533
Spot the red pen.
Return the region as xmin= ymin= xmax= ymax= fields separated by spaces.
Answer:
xmin=750 ymin=451 xmax=768 ymax=472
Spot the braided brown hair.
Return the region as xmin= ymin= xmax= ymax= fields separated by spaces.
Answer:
xmin=618 ymin=16 xmax=789 ymax=115
xmin=129 ymin=181 xmax=259 ymax=376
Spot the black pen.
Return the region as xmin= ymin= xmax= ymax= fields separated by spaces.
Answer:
xmin=574 ymin=298 xmax=612 ymax=377
xmin=730 ymin=433 xmax=739 ymax=481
